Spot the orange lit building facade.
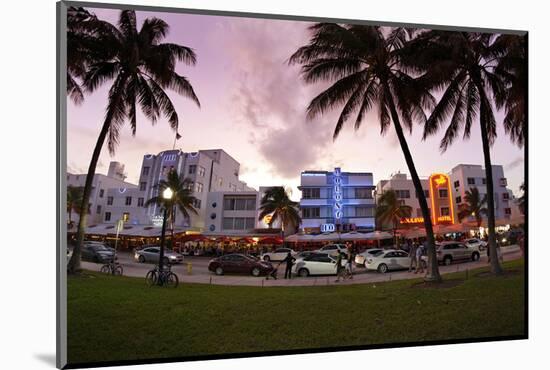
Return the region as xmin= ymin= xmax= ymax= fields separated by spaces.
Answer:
xmin=375 ymin=172 xmax=456 ymax=229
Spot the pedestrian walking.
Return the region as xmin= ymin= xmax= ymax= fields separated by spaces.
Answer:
xmin=283 ymin=252 xmax=295 ymax=279
xmin=266 ymin=261 xmax=281 ymax=280
xmin=415 ymin=243 xmax=425 ymax=274
xmin=409 ymin=241 xmax=418 ymax=272
xmin=346 ymin=248 xmax=354 ymax=279
xmin=335 ymin=250 xmax=345 ymax=282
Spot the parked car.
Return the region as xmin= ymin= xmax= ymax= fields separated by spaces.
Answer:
xmin=81 ymin=243 xmax=117 ymax=263
xmin=355 ymin=248 xmax=384 ymax=267
xmin=463 ymin=238 xmax=487 ymax=251
xmin=421 ymin=241 xmax=480 ymax=266
xmin=260 ymin=247 xmax=297 ymax=262
xmin=208 ymin=254 xmax=272 ymax=276
xmin=365 ymin=249 xmax=410 ymax=273
xmin=315 ymin=244 xmax=349 ymax=256
xmin=293 ymin=253 xmax=348 ymax=277
xmin=294 ymin=251 xmax=317 ymax=261
xmin=134 ymin=246 xmax=184 ymax=264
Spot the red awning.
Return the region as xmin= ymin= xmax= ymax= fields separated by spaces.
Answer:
xmin=258 ymin=237 xmax=283 ymax=244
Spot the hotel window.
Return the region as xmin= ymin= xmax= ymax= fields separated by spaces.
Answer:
xmin=99 ymin=189 xmax=104 ymax=198
xmin=222 ymin=217 xmax=234 ymax=230
xmin=439 ymin=189 xmax=448 ymax=198
xmin=104 ymin=212 xmax=111 ymax=221
xmin=245 ymin=217 xmax=255 ymax=229
xmin=140 ymin=182 xmax=147 ymax=191
xmin=355 ymin=188 xmax=372 ymax=199
xmin=441 ymin=207 xmax=450 ymax=216
xmin=234 ymin=218 xmax=245 ymax=230
xmin=96 ymin=205 xmax=101 ymax=214
xmin=482 ymin=178 xmax=487 ymax=185
xmin=185 ymin=181 xmax=194 ymax=190
xmin=503 ymin=193 xmax=510 ymax=200
xmin=454 ymin=180 xmax=460 ymax=188
xmin=396 ymin=190 xmax=410 ymax=199
xmin=456 ymin=196 xmax=462 ymax=204
xmin=303 ymin=188 xmax=321 ymax=199
xmin=107 ymin=196 xmax=113 ymax=205
xmin=505 ymin=208 xmax=512 ymax=215
xmin=355 ymin=206 xmax=373 ymax=217
xmin=188 ymin=165 xmax=196 ymax=174
xmin=195 ymin=182 xmax=204 ymax=193
xmin=245 ymin=198 xmax=256 ymax=210
xmin=123 ymin=212 xmax=130 ymax=222
xmin=467 ymin=177 xmax=475 ymax=185
xmin=198 ymin=166 xmax=206 ymax=177
xmin=500 ymin=178 xmax=508 ymax=187
xmin=125 ymin=196 xmax=132 ymax=206
xmin=193 ymin=199 xmax=202 ymax=209
xmin=235 ymin=198 xmax=247 ymax=210
xmin=302 ymin=207 xmax=320 ymax=218
xmin=137 ymin=197 xmax=144 ymax=207
xmin=224 ymin=198 xmax=235 ymax=210
xmin=142 ymin=166 xmax=150 ymax=176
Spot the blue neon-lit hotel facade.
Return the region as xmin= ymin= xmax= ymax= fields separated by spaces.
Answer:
xmin=298 ymin=168 xmax=376 ymax=233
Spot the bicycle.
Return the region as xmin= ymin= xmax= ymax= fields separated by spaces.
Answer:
xmin=100 ymin=260 xmax=123 ymax=275
xmin=145 ymin=264 xmax=179 ymax=288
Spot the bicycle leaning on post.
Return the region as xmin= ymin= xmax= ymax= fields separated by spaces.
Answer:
xmin=100 ymin=259 xmax=123 ymax=275
xmin=145 ymin=263 xmax=179 ymax=288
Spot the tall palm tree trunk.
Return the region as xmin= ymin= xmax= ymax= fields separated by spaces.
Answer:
xmin=386 ymin=93 xmax=441 ymax=282
xmin=479 ymin=101 xmax=503 ymax=275
xmin=67 ymin=119 xmax=110 ymax=274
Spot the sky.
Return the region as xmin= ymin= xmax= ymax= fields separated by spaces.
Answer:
xmin=67 ymin=7 xmax=525 ymax=201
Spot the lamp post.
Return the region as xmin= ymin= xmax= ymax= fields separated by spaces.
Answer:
xmin=158 ymin=187 xmax=173 ymax=281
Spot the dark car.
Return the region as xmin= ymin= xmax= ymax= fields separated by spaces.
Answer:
xmin=208 ymin=254 xmax=272 ymax=277
xmin=81 ymin=243 xmax=116 ymax=263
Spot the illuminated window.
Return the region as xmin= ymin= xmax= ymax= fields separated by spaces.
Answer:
xmin=198 ymin=166 xmax=206 ymax=177
xmin=123 ymin=212 xmax=130 ymax=222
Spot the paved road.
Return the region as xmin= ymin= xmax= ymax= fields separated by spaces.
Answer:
xmin=81 ymin=245 xmax=521 ymax=287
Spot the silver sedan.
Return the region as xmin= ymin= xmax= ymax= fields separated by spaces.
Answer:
xmin=134 ymin=246 xmax=184 ymax=264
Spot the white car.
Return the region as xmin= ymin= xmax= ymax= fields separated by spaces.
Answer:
xmin=365 ymin=249 xmax=411 ymax=273
xmin=260 ymin=247 xmax=297 ymax=262
xmin=464 ymin=238 xmax=487 ymax=251
xmin=316 ymin=244 xmax=349 ymax=256
xmin=355 ymin=248 xmax=384 ymax=266
xmin=293 ymin=253 xmax=348 ymax=277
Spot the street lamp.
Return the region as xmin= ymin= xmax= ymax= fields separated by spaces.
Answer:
xmin=158 ymin=187 xmax=174 ymax=281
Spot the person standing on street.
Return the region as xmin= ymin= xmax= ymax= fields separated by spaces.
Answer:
xmin=283 ymin=251 xmax=295 ymax=279
xmin=409 ymin=241 xmax=418 ymax=272
xmin=415 ymin=243 xmax=425 ymax=274
xmin=335 ymin=250 xmax=345 ymax=282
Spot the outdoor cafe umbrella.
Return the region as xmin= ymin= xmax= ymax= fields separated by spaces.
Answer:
xmin=313 ymin=233 xmax=342 ymax=242
xmin=363 ymin=231 xmax=393 ymax=240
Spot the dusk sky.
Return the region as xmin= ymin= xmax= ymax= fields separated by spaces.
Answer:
xmin=67 ymin=7 xmax=525 ymax=200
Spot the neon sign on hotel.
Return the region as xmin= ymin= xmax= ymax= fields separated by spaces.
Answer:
xmin=333 ymin=167 xmax=343 ymax=221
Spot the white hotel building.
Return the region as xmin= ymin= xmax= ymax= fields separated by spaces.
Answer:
xmin=98 ymin=149 xmax=254 ymax=232
xmin=298 ymin=168 xmax=376 ymax=233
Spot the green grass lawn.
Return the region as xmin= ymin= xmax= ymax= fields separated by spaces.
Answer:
xmin=67 ymin=259 xmax=525 ymax=365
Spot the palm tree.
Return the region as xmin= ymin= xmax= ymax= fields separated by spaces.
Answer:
xmin=289 ymin=24 xmax=441 ymax=282
xmin=404 ymin=31 xmax=518 ymax=275
xmin=67 ymin=10 xmax=200 ymax=273
xmin=145 ymin=170 xmax=198 ymax=243
xmin=66 ymin=186 xmax=85 ymax=228
xmin=457 ymin=187 xmax=488 ymax=228
xmin=258 ymin=187 xmax=301 ymax=244
xmin=376 ymin=189 xmax=412 ymax=246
